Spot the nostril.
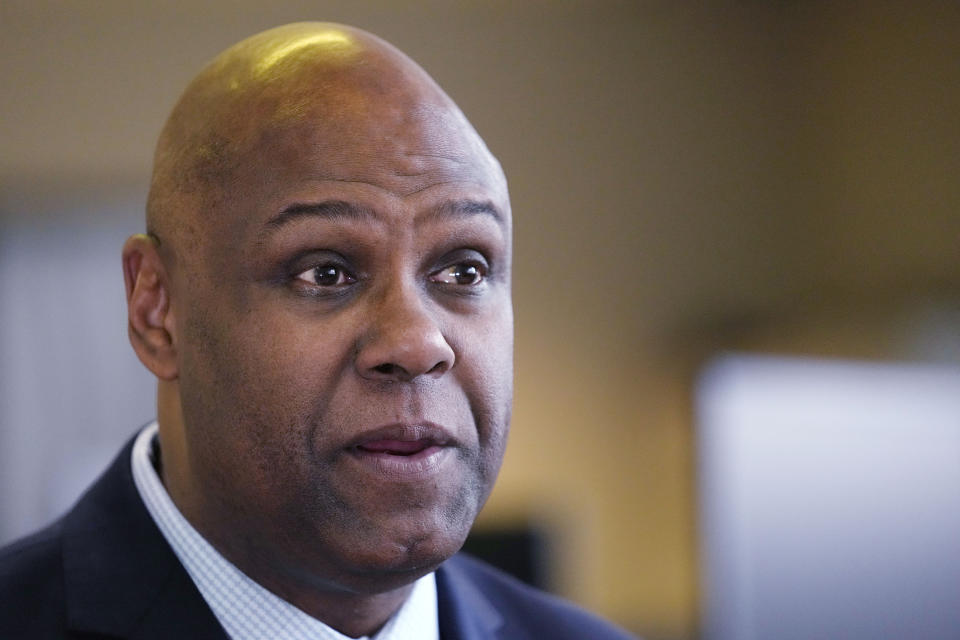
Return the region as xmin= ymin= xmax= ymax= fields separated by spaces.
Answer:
xmin=374 ymin=363 xmax=396 ymax=375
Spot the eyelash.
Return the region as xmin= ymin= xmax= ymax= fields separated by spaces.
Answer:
xmin=291 ymin=257 xmax=489 ymax=293
xmin=294 ymin=263 xmax=356 ymax=288
xmin=428 ymin=260 xmax=487 ymax=287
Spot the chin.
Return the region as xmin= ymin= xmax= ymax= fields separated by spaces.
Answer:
xmin=334 ymin=523 xmax=468 ymax=593
xmin=378 ymin=524 xmax=466 ymax=570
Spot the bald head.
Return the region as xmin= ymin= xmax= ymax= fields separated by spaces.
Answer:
xmin=146 ymin=22 xmax=502 ymax=262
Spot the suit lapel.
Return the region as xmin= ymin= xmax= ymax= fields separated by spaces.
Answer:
xmin=436 ymin=556 xmax=504 ymax=640
xmin=61 ymin=435 xmax=228 ymax=639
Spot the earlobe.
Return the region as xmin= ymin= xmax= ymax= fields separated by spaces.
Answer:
xmin=122 ymin=234 xmax=178 ymax=380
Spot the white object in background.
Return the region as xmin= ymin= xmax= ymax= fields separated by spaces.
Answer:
xmin=0 ymin=218 xmax=154 ymax=545
xmin=698 ymin=355 xmax=960 ymax=640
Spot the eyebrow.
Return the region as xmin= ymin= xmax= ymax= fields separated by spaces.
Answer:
xmin=261 ymin=198 xmax=505 ymax=237
xmin=428 ymin=199 xmax=506 ymax=228
xmin=263 ymin=200 xmax=377 ymax=233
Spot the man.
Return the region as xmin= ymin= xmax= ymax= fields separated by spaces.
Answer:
xmin=0 ymin=23 xmax=635 ymax=639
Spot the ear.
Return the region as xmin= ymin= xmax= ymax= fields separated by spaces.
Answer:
xmin=122 ymin=234 xmax=178 ymax=380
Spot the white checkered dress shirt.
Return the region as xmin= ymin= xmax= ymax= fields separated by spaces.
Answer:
xmin=131 ymin=422 xmax=440 ymax=640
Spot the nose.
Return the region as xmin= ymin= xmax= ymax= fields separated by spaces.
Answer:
xmin=355 ymin=283 xmax=455 ymax=383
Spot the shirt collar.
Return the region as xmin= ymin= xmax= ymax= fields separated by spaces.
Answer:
xmin=130 ymin=421 xmax=440 ymax=640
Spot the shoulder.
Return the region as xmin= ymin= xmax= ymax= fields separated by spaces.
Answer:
xmin=0 ymin=520 xmax=69 ymax=636
xmin=0 ymin=435 xmax=139 ymax=639
xmin=441 ymin=553 xmax=638 ymax=639
xmin=0 ymin=519 xmax=65 ymax=589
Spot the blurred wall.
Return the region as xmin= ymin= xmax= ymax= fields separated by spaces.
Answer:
xmin=2 ymin=2 xmax=959 ymax=639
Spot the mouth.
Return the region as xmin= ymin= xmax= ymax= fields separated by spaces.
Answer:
xmin=345 ymin=424 xmax=455 ymax=480
xmin=356 ymin=439 xmax=440 ymax=457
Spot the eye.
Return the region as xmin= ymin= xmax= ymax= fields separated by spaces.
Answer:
xmin=430 ymin=262 xmax=485 ymax=286
xmin=295 ymin=264 xmax=356 ymax=287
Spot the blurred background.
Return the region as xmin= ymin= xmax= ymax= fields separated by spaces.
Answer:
xmin=2 ymin=2 xmax=959 ymax=638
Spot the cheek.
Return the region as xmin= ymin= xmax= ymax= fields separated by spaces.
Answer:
xmin=456 ymin=302 xmax=513 ymax=464
xmin=178 ymin=300 xmax=354 ymax=464
xmin=472 ymin=300 xmax=514 ymax=405
xmin=177 ymin=319 xmax=350 ymax=524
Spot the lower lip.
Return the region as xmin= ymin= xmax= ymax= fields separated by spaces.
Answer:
xmin=347 ymin=445 xmax=452 ymax=481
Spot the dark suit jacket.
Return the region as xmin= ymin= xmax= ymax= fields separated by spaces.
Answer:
xmin=0 ymin=436 xmax=636 ymax=639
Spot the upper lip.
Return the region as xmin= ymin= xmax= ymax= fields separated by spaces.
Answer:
xmin=345 ymin=422 xmax=455 ymax=450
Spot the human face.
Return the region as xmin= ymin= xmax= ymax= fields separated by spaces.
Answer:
xmin=167 ymin=93 xmax=513 ymax=594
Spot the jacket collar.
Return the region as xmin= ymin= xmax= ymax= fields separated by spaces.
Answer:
xmin=61 ymin=434 xmax=227 ymax=639
xmin=436 ymin=556 xmax=504 ymax=640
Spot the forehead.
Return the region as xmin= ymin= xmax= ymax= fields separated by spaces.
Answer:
xmin=197 ymin=101 xmax=507 ymax=243
xmin=258 ymin=103 xmax=499 ymax=193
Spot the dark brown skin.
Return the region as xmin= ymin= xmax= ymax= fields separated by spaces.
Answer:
xmin=122 ymin=23 xmax=512 ymax=637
